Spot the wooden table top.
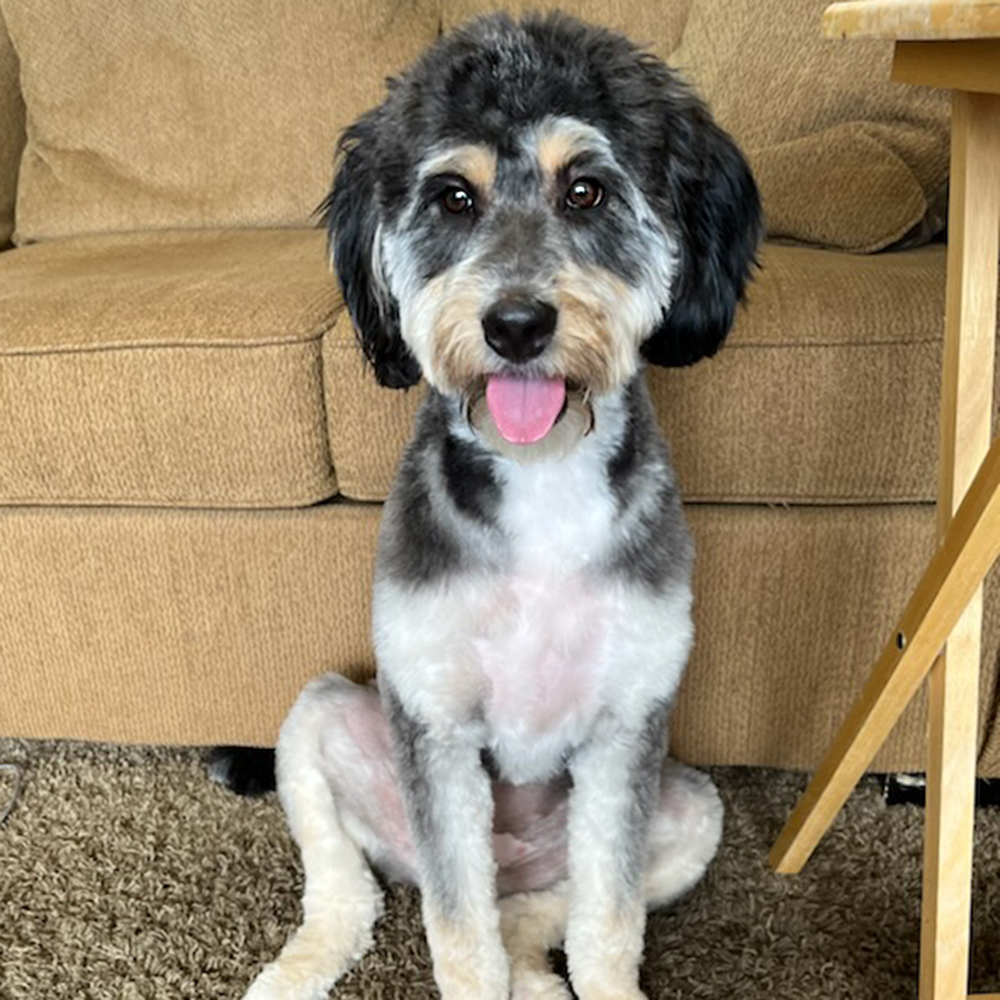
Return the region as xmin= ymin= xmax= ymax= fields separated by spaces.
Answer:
xmin=824 ymin=0 xmax=1000 ymax=40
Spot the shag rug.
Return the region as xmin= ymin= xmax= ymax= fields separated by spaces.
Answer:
xmin=2 ymin=738 xmax=1000 ymax=1000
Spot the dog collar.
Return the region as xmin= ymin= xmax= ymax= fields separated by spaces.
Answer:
xmin=466 ymin=386 xmax=594 ymax=464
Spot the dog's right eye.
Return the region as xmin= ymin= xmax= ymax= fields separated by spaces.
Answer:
xmin=565 ymin=178 xmax=604 ymax=210
xmin=440 ymin=185 xmax=475 ymax=216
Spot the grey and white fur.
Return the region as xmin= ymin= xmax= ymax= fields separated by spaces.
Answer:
xmin=239 ymin=11 xmax=761 ymax=1000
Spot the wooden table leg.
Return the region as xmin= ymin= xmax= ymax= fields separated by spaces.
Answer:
xmin=769 ymin=436 xmax=1000 ymax=874
xmin=920 ymin=90 xmax=1000 ymax=1000
xmin=769 ymin=92 xmax=1000 ymax=884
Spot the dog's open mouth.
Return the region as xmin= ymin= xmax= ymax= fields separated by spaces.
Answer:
xmin=484 ymin=375 xmax=567 ymax=444
xmin=466 ymin=376 xmax=594 ymax=462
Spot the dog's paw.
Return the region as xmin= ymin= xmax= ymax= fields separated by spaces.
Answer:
xmin=240 ymin=967 xmax=284 ymax=1000
xmin=433 ymin=954 xmax=510 ymax=1000
xmin=240 ymin=958 xmax=337 ymax=1000
xmin=240 ymin=912 xmax=376 ymax=1000
xmin=572 ymin=985 xmax=647 ymax=1000
xmin=511 ymin=969 xmax=573 ymax=1000
xmin=240 ymin=963 xmax=306 ymax=1000
xmin=434 ymin=962 xmax=510 ymax=1000
xmin=240 ymin=953 xmax=349 ymax=1000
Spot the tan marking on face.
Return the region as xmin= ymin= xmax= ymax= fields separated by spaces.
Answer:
xmin=551 ymin=263 xmax=643 ymax=393
xmin=534 ymin=117 xmax=609 ymax=188
xmin=422 ymin=144 xmax=498 ymax=196
xmin=403 ymin=250 xmax=651 ymax=398
xmin=435 ymin=279 xmax=493 ymax=392
xmin=404 ymin=266 xmax=492 ymax=394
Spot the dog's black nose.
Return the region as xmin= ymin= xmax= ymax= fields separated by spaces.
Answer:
xmin=482 ymin=298 xmax=557 ymax=363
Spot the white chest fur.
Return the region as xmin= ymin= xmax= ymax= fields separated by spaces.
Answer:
xmin=374 ymin=408 xmax=693 ymax=785
xmin=472 ymin=570 xmax=612 ymax=782
xmin=473 ymin=446 xmax=617 ymax=780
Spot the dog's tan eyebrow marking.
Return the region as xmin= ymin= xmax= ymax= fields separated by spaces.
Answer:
xmin=420 ymin=144 xmax=497 ymax=193
xmin=532 ymin=116 xmax=613 ymax=182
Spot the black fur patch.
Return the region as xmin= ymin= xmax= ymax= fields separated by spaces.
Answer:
xmin=621 ymin=707 xmax=670 ymax=891
xmin=605 ymin=378 xmax=692 ymax=590
xmin=640 ymin=100 xmax=763 ymax=367
xmin=606 ymin=378 xmax=650 ymax=508
xmin=569 ymin=705 xmax=670 ymax=900
xmin=323 ymin=114 xmax=422 ymax=389
xmin=377 ymin=392 xmax=500 ymax=586
xmin=379 ymin=453 xmax=462 ymax=585
xmin=382 ymin=685 xmax=478 ymax=917
xmin=441 ymin=431 xmax=502 ymax=525
xmin=607 ymin=486 xmax=692 ymax=592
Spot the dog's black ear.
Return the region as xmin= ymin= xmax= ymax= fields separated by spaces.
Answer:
xmin=324 ymin=114 xmax=422 ymax=389
xmin=641 ymin=106 xmax=762 ymax=368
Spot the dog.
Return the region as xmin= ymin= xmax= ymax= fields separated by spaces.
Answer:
xmin=235 ymin=11 xmax=761 ymax=1000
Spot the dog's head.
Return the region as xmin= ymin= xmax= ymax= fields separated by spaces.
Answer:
xmin=326 ymin=12 xmax=761 ymax=435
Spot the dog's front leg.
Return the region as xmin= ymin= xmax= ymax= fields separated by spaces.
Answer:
xmin=565 ymin=710 xmax=667 ymax=1000
xmin=385 ymin=688 xmax=510 ymax=1000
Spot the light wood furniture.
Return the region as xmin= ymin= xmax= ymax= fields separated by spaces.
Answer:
xmin=769 ymin=3 xmax=1000 ymax=999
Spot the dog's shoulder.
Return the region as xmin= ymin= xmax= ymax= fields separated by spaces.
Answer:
xmin=377 ymin=389 xmax=504 ymax=585
xmin=602 ymin=376 xmax=693 ymax=591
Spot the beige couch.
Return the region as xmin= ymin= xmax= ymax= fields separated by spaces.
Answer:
xmin=2 ymin=0 xmax=998 ymax=774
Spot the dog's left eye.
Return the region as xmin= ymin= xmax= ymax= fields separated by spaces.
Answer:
xmin=565 ymin=178 xmax=604 ymax=210
xmin=440 ymin=185 xmax=475 ymax=215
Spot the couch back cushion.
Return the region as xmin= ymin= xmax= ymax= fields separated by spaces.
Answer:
xmin=6 ymin=0 xmax=944 ymax=253
xmin=443 ymin=0 xmax=691 ymax=56
xmin=1 ymin=0 xmax=440 ymax=243
xmin=0 ymin=4 xmax=24 ymax=248
xmin=672 ymin=0 xmax=950 ymax=251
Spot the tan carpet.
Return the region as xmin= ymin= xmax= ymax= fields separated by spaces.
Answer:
xmin=1 ymin=737 xmax=1000 ymax=999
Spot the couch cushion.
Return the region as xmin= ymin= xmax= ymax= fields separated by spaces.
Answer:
xmin=5 ymin=500 xmax=999 ymax=778
xmin=0 ymin=503 xmax=380 ymax=745
xmin=1 ymin=0 xmax=440 ymax=243
xmin=672 ymin=0 xmax=950 ymax=252
xmin=0 ymin=228 xmax=338 ymax=507
xmin=324 ymin=242 xmax=948 ymax=504
xmin=656 ymin=244 xmax=947 ymax=503
xmin=442 ymin=0 xmax=691 ymax=56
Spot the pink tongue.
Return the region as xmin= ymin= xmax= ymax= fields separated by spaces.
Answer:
xmin=485 ymin=375 xmax=567 ymax=444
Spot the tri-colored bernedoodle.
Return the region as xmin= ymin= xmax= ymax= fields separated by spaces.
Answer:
xmin=233 ymin=11 xmax=761 ymax=999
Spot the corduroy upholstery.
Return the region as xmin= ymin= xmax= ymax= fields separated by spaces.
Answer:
xmin=0 ymin=3 xmax=23 ymax=248
xmin=0 ymin=234 xmax=949 ymax=507
xmin=1 ymin=0 xmax=997 ymax=774
xmin=324 ymin=243 xmax=951 ymax=504
xmin=4 ymin=502 xmax=997 ymax=776
xmin=673 ymin=0 xmax=950 ymax=251
xmin=2 ymin=0 xmax=440 ymax=243
xmin=0 ymin=229 xmax=337 ymax=507
xmin=1 ymin=0 xmax=949 ymax=250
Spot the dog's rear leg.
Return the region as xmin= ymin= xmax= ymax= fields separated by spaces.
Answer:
xmin=642 ymin=760 xmax=724 ymax=910
xmin=242 ymin=678 xmax=384 ymax=1000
